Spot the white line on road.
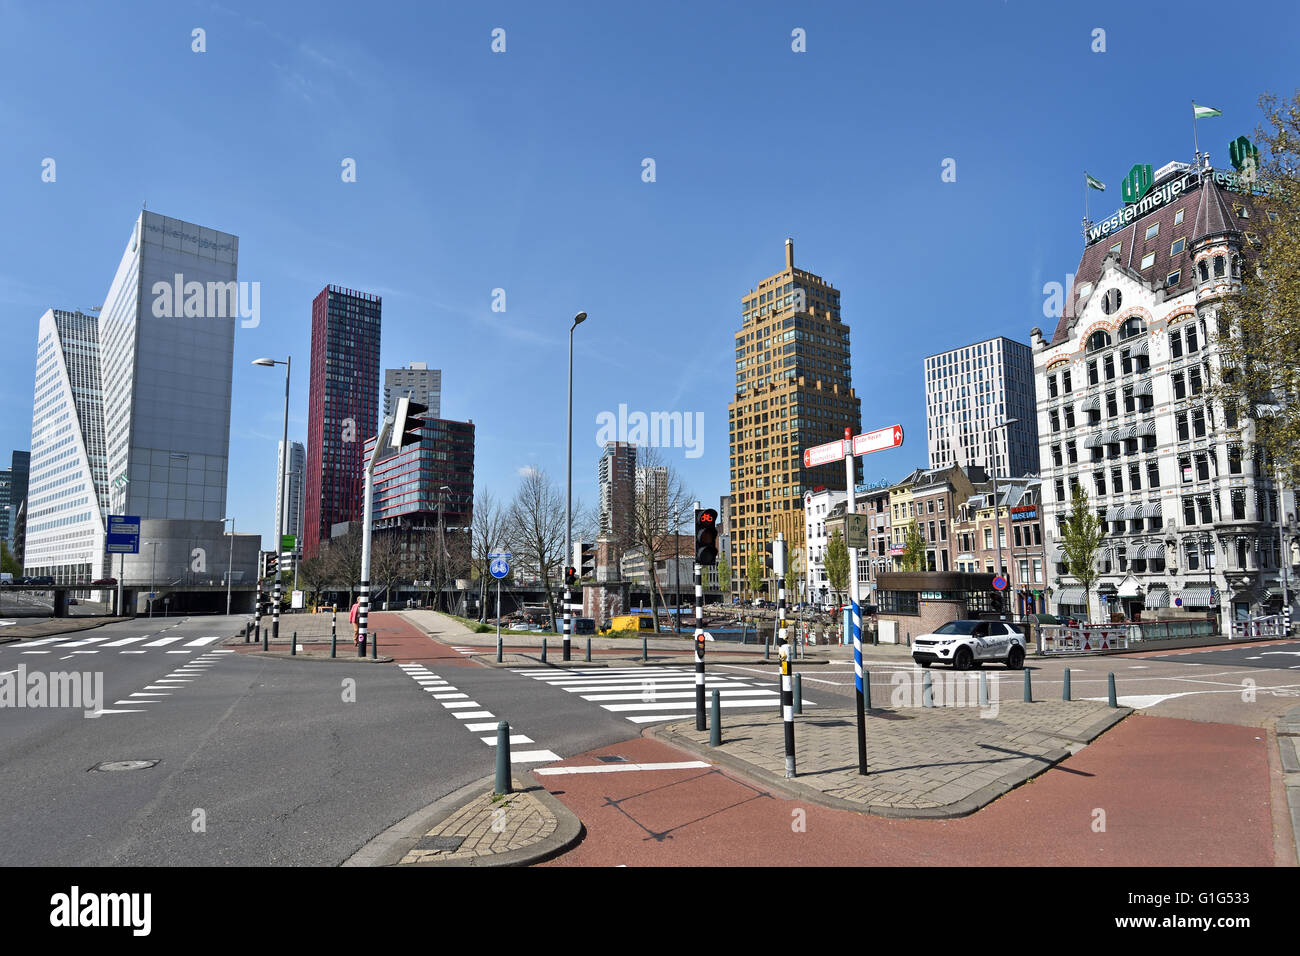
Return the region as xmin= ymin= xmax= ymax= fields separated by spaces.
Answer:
xmin=481 ymin=735 xmax=535 ymax=746
xmin=511 ymin=750 xmax=561 ymax=763
xmin=101 ymin=637 xmax=147 ymax=647
xmin=452 ymin=711 xmax=494 ymax=720
xmin=184 ymin=637 xmax=222 ymax=647
xmin=441 ymin=701 xmax=480 ymax=709
xmin=20 ymin=650 xmax=51 ymax=654
xmin=534 ymin=761 xmax=712 ymax=775
xmin=143 ymin=637 xmax=183 ymax=647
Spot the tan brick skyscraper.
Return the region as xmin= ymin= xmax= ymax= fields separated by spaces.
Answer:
xmin=728 ymin=239 xmax=861 ymax=598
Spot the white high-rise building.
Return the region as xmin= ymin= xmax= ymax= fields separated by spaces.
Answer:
xmin=23 ymin=310 xmax=109 ymax=583
xmin=925 ymin=336 xmax=1039 ymax=477
xmin=383 ymin=362 xmax=441 ymax=419
xmin=275 ymin=440 xmax=305 ymax=542
xmin=99 ymin=211 xmax=239 ymax=522
xmin=636 ymin=465 xmax=669 ymax=535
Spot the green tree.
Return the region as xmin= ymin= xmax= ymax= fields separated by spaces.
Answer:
xmin=0 ymin=540 xmax=20 ymax=577
xmin=717 ymin=551 xmax=731 ymax=599
xmin=901 ymin=521 xmax=927 ymax=572
xmin=1061 ymin=483 xmax=1105 ymax=623
xmin=824 ymin=530 xmax=849 ymax=603
xmin=1214 ymin=91 xmax=1300 ymax=482
xmin=746 ymin=551 xmax=763 ymax=600
xmin=784 ymin=547 xmax=801 ymax=599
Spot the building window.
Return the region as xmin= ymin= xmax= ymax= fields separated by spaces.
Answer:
xmin=1167 ymin=270 xmax=1181 ymax=287
xmin=1174 ymin=208 xmax=1184 ymax=226
xmin=1170 ymin=237 xmax=1185 ymax=256
xmin=1146 ymin=222 xmax=1160 ymax=241
xmin=1141 ymin=252 xmax=1156 ymax=270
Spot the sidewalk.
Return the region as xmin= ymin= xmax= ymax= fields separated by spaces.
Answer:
xmin=1280 ymin=705 xmax=1300 ymax=859
xmin=651 ymin=694 xmax=1129 ymax=818
xmin=0 ymin=616 xmax=131 ymax=642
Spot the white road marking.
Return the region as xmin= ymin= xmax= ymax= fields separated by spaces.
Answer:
xmin=13 ymin=637 xmax=71 ymax=647
xmin=464 ymin=722 xmax=502 ymax=731
xmin=143 ymin=637 xmax=182 ymax=647
xmin=580 ymin=689 xmax=777 ymax=702
xmin=54 ymin=636 xmax=110 ymax=648
xmin=184 ymin=636 xmax=221 ymax=646
xmin=101 ymin=637 xmax=147 ymax=647
xmin=441 ymin=701 xmax=480 ymax=709
xmin=510 ymin=750 xmax=560 ymax=763
xmin=85 ymin=709 xmax=146 ymax=717
xmin=535 ymin=761 xmax=712 ymax=775
xmin=433 ymin=693 xmax=468 ymax=700
xmin=20 ymin=650 xmax=51 ymax=654
xmin=452 ymin=711 xmax=494 ymax=720
xmin=121 ymin=650 xmax=147 ymax=654
xmin=481 ymin=735 xmax=535 ymax=746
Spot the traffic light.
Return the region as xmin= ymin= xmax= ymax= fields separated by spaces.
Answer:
xmin=765 ymin=539 xmax=786 ymax=575
xmin=262 ymin=551 xmax=279 ymax=579
xmin=577 ymin=542 xmax=596 ymax=579
xmin=694 ymin=508 xmax=719 ymax=565
xmin=390 ymin=396 xmax=428 ymax=450
xmin=564 ymin=566 xmax=577 ymax=587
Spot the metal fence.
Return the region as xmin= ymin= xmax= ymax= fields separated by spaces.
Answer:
xmin=1230 ymin=615 xmax=1285 ymax=639
xmin=1038 ymin=618 xmax=1218 ymax=654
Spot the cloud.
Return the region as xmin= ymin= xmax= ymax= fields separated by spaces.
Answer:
xmin=516 ymin=465 xmax=538 ymax=478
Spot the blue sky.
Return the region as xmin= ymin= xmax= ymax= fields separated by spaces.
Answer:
xmin=2 ymin=0 xmax=1297 ymax=550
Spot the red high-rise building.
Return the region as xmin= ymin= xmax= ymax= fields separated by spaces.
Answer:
xmin=303 ymin=285 xmax=381 ymax=558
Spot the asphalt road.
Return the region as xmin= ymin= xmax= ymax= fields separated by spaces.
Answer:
xmin=0 ymin=613 xmax=643 ymax=866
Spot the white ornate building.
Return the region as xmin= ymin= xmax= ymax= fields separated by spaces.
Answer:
xmin=1031 ymin=158 xmax=1294 ymax=628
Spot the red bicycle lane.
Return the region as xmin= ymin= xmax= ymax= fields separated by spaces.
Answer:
xmin=536 ymin=715 xmax=1283 ymax=867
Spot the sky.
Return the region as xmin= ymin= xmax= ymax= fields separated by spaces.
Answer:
xmin=1 ymin=0 xmax=1297 ymax=551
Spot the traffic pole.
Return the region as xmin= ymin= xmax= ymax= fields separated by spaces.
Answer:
xmin=253 ymin=579 xmax=261 ymax=642
xmin=780 ymin=643 xmax=796 ymax=778
xmin=272 ymin=569 xmax=281 ymax=643
xmin=709 ymin=688 xmax=721 ymax=747
xmin=843 ymin=428 xmax=868 ymax=775
xmin=496 ymin=575 xmax=503 ymax=663
xmin=331 ymin=605 xmax=337 ymax=658
xmin=563 ymin=579 xmax=572 ymax=662
xmin=694 ymin=561 xmax=705 ymax=732
xmin=495 ymin=721 xmax=512 ymax=795
xmin=1063 ymin=667 xmax=1072 ymax=701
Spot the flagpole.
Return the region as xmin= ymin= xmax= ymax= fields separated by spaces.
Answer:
xmin=1192 ymin=99 xmax=1201 ymax=170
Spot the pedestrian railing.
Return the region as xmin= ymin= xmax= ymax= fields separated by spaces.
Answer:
xmin=1037 ymin=624 xmax=1130 ymax=655
xmin=1137 ymin=619 xmax=1217 ymax=642
xmin=1231 ymin=615 xmax=1286 ymax=639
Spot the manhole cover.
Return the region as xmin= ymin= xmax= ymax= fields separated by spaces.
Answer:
xmin=596 ymin=755 xmax=628 ymax=763
xmin=414 ymin=835 xmax=465 ymax=852
xmin=90 ymin=759 xmax=160 ymax=772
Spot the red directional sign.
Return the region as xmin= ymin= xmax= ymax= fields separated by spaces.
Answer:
xmin=852 ymin=424 xmax=904 ymax=457
xmin=803 ymin=439 xmax=848 ymax=468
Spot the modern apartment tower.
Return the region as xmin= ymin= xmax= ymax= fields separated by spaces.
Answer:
xmin=304 ymin=285 xmax=382 ymax=558
xmin=925 ymin=337 xmax=1039 ymax=476
xmin=3 ymin=451 xmax=30 ymax=550
xmin=383 ymin=363 xmax=441 ymax=419
xmin=275 ymin=440 xmax=306 ymax=542
xmin=99 ymin=211 xmax=239 ymax=523
xmin=23 ymin=310 xmax=110 ymax=582
xmin=598 ymin=441 xmax=636 ymax=539
xmin=727 ymin=238 xmax=861 ymax=595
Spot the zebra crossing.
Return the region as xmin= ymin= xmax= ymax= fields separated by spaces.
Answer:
xmin=510 ymin=666 xmax=812 ymax=724
xmin=89 ymin=649 xmax=234 ymax=717
xmin=9 ymin=635 xmax=225 ymax=656
xmin=398 ymin=663 xmax=560 ymax=763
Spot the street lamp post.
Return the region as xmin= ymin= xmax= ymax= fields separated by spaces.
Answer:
xmin=565 ymin=311 xmax=588 ymax=662
xmin=147 ymin=541 xmax=158 ymax=619
xmin=989 ymin=418 xmax=1019 ymax=621
xmin=253 ymin=357 xmax=291 ymax=640
xmin=222 ymin=516 xmax=234 ymax=616
xmin=434 ymin=484 xmax=450 ymax=609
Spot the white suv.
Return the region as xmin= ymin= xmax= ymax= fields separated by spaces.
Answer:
xmin=911 ymin=620 xmax=1026 ymax=670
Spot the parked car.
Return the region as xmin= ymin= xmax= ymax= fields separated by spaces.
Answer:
xmin=90 ymin=577 xmax=118 ymax=587
xmin=911 ymin=620 xmax=1026 ymax=670
xmin=28 ymin=576 xmax=55 ymax=587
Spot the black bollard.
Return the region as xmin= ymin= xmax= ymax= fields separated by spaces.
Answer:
xmin=586 ymin=637 xmax=591 ymax=663
xmin=291 ymin=630 xmax=297 ymax=656
xmin=794 ymin=673 xmax=803 ymax=715
xmin=541 ymin=637 xmax=547 ymax=663
xmin=709 ymin=689 xmax=721 ymax=747
xmin=1108 ymin=672 xmax=1117 ymax=708
xmin=495 ymin=721 xmax=512 ymax=795
xmin=1063 ymin=667 xmax=1071 ymax=701
xmin=1023 ymin=668 xmax=1032 ymax=702
xmin=863 ymin=668 xmax=872 ymax=710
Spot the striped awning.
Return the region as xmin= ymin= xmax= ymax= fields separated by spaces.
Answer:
xmin=1130 ymin=339 xmax=1150 ymax=357
xmin=1178 ymin=587 xmax=1213 ymax=607
xmin=1115 ymin=424 xmax=1138 ymax=441
xmin=1145 ymin=587 xmax=1170 ymax=608
xmin=1056 ymin=587 xmax=1085 ymax=605
xmin=1139 ymin=420 xmax=1157 ymax=436
xmin=1081 ymin=394 xmax=1100 ymax=412
xmin=1050 ymin=544 xmax=1065 ymax=562
xmin=1141 ymin=543 xmax=1166 ymax=559
xmin=1106 ymin=505 xmax=1124 ymax=521
xmin=1254 ymin=403 xmax=1282 ymax=418
xmin=1085 ymin=432 xmax=1105 ymax=448
xmin=1142 ymin=501 xmax=1163 ymax=518
xmin=1137 ymin=380 xmax=1153 ymax=397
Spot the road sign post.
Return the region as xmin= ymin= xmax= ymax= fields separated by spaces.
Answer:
xmin=106 ymin=515 xmax=140 ymax=620
xmin=805 ymin=424 xmax=904 ymax=778
xmin=490 ymin=554 xmax=510 ymax=663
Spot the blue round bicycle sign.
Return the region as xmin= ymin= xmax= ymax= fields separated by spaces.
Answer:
xmin=490 ymin=558 xmax=509 ymax=579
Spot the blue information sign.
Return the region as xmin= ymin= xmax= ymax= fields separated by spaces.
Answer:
xmin=106 ymin=514 xmax=141 ymax=554
xmin=490 ymin=557 xmax=510 ymax=579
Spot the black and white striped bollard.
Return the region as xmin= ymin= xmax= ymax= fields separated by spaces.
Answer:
xmin=780 ymin=643 xmax=796 ymax=778
xmin=357 ymin=582 xmax=369 ymax=658
xmin=694 ymin=563 xmax=705 ymax=732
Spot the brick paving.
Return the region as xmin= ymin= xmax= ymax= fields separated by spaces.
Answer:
xmin=657 ymin=697 xmax=1129 ymax=818
xmin=398 ymin=783 xmax=557 ymax=865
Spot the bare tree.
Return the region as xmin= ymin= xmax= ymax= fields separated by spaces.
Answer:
xmin=506 ymin=467 xmax=567 ymax=630
xmin=370 ymin=532 xmax=412 ymax=611
xmin=622 ymin=447 xmax=693 ymax=633
xmin=470 ymin=491 xmax=509 ymax=622
xmin=322 ymin=525 xmax=363 ymax=606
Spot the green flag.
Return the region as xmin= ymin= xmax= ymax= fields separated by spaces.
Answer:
xmin=1193 ymin=103 xmax=1222 ymax=119
xmin=1085 ymin=172 xmax=1106 ymax=191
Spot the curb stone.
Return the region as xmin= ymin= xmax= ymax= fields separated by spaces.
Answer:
xmin=343 ymin=771 xmax=582 ymax=867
